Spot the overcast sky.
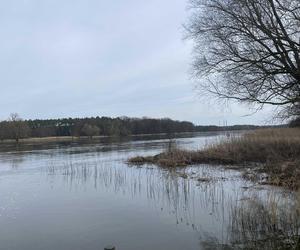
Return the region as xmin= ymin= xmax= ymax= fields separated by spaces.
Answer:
xmin=0 ymin=0 xmax=273 ymax=125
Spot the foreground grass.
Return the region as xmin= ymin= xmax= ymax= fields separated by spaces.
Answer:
xmin=128 ymin=128 xmax=300 ymax=189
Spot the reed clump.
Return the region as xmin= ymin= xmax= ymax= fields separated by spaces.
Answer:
xmin=128 ymin=128 xmax=300 ymax=189
xmin=228 ymin=194 xmax=300 ymax=249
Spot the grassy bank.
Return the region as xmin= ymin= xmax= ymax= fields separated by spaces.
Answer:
xmin=128 ymin=128 xmax=300 ymax=189
xmin=0 ymin=132 xmax=199 ymax=144
xmin=0 ymin=135 xmax=111 ymax=144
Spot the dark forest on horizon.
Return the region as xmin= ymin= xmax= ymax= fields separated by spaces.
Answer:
xmin=0 ymin=114 xmax=276 ymax=141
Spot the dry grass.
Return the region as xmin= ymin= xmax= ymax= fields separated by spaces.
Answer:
xmin=228 ymin=194 xmax=300 ymax=249
xmin=128 ymin=128 xmax=300 ymax=189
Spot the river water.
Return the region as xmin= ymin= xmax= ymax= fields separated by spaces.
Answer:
xmin=0 ymin=132 xmax=297 ymax=250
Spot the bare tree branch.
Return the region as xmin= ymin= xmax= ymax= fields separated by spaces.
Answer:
xmin=186 ymin=0 xmax=300 ymax=119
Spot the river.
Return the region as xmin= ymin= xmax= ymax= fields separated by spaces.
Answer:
xmin=0 ymin=132 xmax=297 ymax=250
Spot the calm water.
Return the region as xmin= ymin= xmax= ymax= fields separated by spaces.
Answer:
xmin=0 ymin=132 xmax=297 ymax=250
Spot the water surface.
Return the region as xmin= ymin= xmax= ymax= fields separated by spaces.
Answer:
xmin=0 ymin=132 xmax=297 ymax=250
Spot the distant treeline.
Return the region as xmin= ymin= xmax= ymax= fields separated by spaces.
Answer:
xmin=0 ymin=114 xmax=273 ymax=141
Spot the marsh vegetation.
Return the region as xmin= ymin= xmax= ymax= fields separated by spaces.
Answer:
xmin=128 ymin=128 xmax=300 ymax=189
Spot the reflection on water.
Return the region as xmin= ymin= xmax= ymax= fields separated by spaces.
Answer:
xmin=0 ymin=132 xmax=298 ymax=250
xmin=229 ymin=194 xmax=300 ymax=250
xmin=201 ymin=193 xmax=300 ymax=250
xmin=45 ymin=161 xmax=235 ymax=231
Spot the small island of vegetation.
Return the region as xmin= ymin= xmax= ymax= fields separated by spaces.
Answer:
xmin=128 ymin=126 xmax=300 ymax=190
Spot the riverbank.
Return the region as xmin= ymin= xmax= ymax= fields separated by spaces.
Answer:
xmin=0 ymin=133 xmax=170 ymax=144
xmin=128 ymin=128 xmax=300 ymax=189
xmin=0 ymin=135 xmax=110 ymax=144
xmin=0 ymin=131 xmax=238 ymax=144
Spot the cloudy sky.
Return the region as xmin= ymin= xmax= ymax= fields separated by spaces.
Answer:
xmin=0 ymin=0 xmax=273 ymax=125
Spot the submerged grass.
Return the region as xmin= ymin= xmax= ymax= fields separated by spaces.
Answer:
xmin=227 ymin=194 xmax=300 ymax=250
xmin=128 ymin=128 xmax=300 ymax=189
xmin=201 ymin=192 xmax=300 ymax=250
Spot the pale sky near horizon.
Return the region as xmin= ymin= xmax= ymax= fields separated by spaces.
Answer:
xmin=0 ymin=0 xmax=275 ymax=125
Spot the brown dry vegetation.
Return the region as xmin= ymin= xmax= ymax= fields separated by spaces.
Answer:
xmin=128 ymin=128 xmax=300 ymax=189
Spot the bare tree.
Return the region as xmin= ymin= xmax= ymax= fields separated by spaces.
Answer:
xmin=81 ymin=123 xmax=100 ymax=139
xmin=186 ymin=0 xmax=300 ymax=119
xmin=8 ymin=113 xmax=30 ymax=142
xmin=0 ymin=121 xmax=9 ymax=141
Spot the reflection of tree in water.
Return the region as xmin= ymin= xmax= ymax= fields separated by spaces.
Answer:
xmin=45 ymin=161 xmax=300 ymax=249
xmin=1 ymin=151 xmax=25 ymax=169
xmin=11 ymin=156 xmax=24 ymax=168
